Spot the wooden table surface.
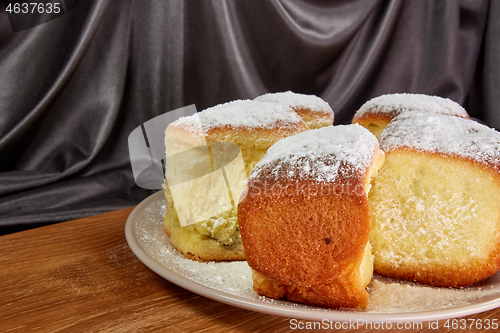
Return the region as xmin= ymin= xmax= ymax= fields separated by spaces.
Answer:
xmin=1 ymin=207 xmax=499 ymax=333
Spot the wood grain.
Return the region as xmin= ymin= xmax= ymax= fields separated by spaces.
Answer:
xmin=0 ymin=207 xmax=499 ymax=332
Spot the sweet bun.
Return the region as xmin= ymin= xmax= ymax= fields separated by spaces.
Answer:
xmin=352 ymin=93 xmax=469 ymax=138
xmin=163 ymin=99 xmax=307 ymax=261
xmin=255 ymin=91 xmax=334 ymax=129
xmin=369 ymin=112 xmax=500 ymax=287
xmin=238 ymin=124 xmax=384 ymax=308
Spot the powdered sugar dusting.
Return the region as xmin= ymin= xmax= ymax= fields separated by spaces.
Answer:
xmin=134 ymin=197 xmax=255 ymax=296
xmin=366 ymin=277 xmax=500 ymax=312
xmin=380 ymin=112 xmax=500 ymax=170
xmin=354 ymin=93 xmax=469 ymax=119
xmin=255 ymin=91 xmax=333 ymax=114
xmin=248 ymin=124 xmax=379 ymax=183
xmin=173 ymin=99 xmax=304 ymax=133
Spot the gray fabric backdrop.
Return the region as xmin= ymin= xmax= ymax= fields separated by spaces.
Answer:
xmin=0 ymin=0 xmax=498 ymax=234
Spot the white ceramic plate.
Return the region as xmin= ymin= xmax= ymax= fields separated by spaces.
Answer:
xmin=125 ymin=191 xmax=500 ymax=323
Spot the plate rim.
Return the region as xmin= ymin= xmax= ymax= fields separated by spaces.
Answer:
xmin=125 ymin=190 xmax=500 ymax=323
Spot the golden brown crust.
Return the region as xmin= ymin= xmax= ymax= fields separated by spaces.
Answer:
xmin=352 ymin=114 xmax=393 ymax=139
xmin=374 ymin=257 xmax=500 ymax=288
xmin=163 ymin=114 xmax=308 ymax=262
xmin=239 ymin=178 xmax=371 ymax=309
xmin=163 ymin=186 xmax=246 ymax=262
xmin=352 ymin=99 xmax=470 ymax=126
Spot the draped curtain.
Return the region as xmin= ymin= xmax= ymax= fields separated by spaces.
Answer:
xmin=0 ymin=0 xmax=498 ymax=234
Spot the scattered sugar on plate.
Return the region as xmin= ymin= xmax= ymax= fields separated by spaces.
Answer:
xmin=132 ymin=193 xmax=500 ymax=314
xmin=255 ymin=91 xmax=333 ymax=114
